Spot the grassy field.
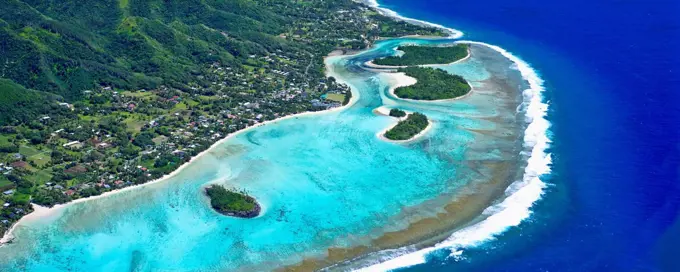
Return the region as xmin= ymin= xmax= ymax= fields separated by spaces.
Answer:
xmin=171 ymin=102 xmax=188 ymax=113
xmin=152 ymin=135 xmax=168 ymax=144
xmin=19 ymin=145 xmax=41 ymax=157
xmin=0 ymin=134 xmax=13 ymax=145
xmin=26 ymin=169 xmax=53 ymax=185
xmin=78 ymin=114 xmax=100 ymax=122
xmin=121 ymin=91 xmax=157 ymax=101
xmin=119 ymin=112 xmax=150 ymax=133
xmin=27 ymin=152 xmax=51 ymax=167
xmin=186 ymin=99 xmax=200 ymax=107
xmin=325 ymin=93 xmax=345 ymax=103
xmin=0 ymin=176 xmax=14 ymax=191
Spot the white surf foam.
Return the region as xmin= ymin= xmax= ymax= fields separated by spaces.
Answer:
xmin=361 ymin=0 xmax=464 ymax=39
xmin=355 ymin=41 xmax=553 ymax=271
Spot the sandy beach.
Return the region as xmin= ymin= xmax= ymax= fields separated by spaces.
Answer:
xmin=0 ymin=53 xmax=360 ymax=245
xmin=373 ymin=106 xmax=434 ymax=144
xmin=364 ymin=44 xmax=471 ymax=69
xmin=384 ymin=71 xmax=475 ymax=103
xmin=376 ymin=118 xmax=434 ymax=144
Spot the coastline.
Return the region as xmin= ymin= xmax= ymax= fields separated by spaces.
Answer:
xmin=376 ymin=118 xmax=434 ymax=144
xmin=373 ymin=106 xmax=433 ymax=143
xmin=0 ymin=52 xmax=361 ymax=245
xmin=357 ymin=33 xmax=552 ymax=272
xmin=385 ymin=71 xmax=475 ymax=103
xmin=0 ymin=2 xmax=554 ymax=272
xmin=364 ymin=44 xmax=472 ymax=69
xmin=306 ymin=1 xmax=551 ymax=271
xmin=358 ymin=0 xmax=463 ymax=38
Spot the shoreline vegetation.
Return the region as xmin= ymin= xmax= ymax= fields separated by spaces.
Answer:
xmin=0 ymin=0 xmax=447 ymax=241
xmin=394 ymin=67 xmax=471 ymax=100
xmin=389 ymin=108 xmax=407 ymax=118
xmin=205 ymin=185 xmax=260 ymax=218
xmin=0 ymin=61 xmax=360 ymax=244
xmin=374 ymin=44 xmax=469 ymax=66
xmin=384 ymin=112 xmax=430 ymax=141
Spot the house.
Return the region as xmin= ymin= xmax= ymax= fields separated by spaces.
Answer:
xmin=65 ymin=190 xmax=75 ymax=196
xmin=51 ymin=129 xmax=65 ymax=136
xmin=63 ymin=141 xmax=83 ymax=149
xmin=127 ymin=103 xmax=136 ymax=111
xmin=96 ymin=142 xmax=111 ymax=149
xmin=3 ymin=190 xmax=15 ymax=195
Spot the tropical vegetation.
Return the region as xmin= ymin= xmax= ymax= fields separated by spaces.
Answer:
xmin=384 ymin=112 xmax=429 ymax=141
xmin=0 ymin=0 xmax=445 ymax=235
xmin=373 ymin=44 xmax=468 ymax=66
xmin=394 ymin=67 xmax=471 ymax=100
xmin=205 ymin=184 xmax=259 ymax=218
xmin=389 ymin=108 xmax=406 ymax=117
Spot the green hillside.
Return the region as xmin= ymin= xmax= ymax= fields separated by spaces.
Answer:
xmin=0 ymin=0 xmax=445 ymax=234
xmin=0 ymin=0 xmax=442 ymax=102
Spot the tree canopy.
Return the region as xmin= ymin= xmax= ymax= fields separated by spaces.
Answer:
xmin=394 ymin=67 xmax=471 ymax=100
xmin=373 ymin=44 xmax=468 ymax=66
xmin=384 ymin=112 xmax=429 ymax=141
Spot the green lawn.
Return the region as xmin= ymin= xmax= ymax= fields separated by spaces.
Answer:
xmin=26 ymin=169 xmax=53 ymax=185
xmin=121 ymin=113 xmax=150 ymax=133
xmin=0 ymin=134 xmax=13 ymax=145
xmin=121 ymin=90 xmax=157 ymax=100
xmin=78 ymin=114 xmax=100 ymax=122
xmin=0 ymin=176 xmax=14 ymax=191
xmin=27 ymin=152 xmax=51 ymax=167
xmin=186 ymin=99 xmax=200 ymax=107
xmin=325 ymin=93 xmax=345 ymax=103
xmin=171 ymin=102 xmax=188 ymax=113
xmin=152 ymin=135 xmax=168 ymax=144
xmin=19 ymin=145 xmax=51 ymax=167
xmin=19 ymin=145 xmax=41 ymax=157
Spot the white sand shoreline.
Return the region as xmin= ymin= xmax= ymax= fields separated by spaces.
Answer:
xmin=385 ymin=71 xmax=474 ymax=104
xmin=364 ymin=45 xmax=471 ymax=69
xmin=376 ymin=116 xmax=434 ymax=144
xmin=1 ymin=54 xmax=360 ymax=245
xmin=373 ymin=106 xmax=434 ymax=144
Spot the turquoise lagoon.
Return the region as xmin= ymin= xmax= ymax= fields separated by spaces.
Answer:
xmin=0 ymin=38 xmax=528 ymax=271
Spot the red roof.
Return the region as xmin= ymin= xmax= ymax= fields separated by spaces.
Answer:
xmin=10 ymin=161 xmax=28 ymax=169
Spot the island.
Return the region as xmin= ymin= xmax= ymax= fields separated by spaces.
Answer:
xmin=394 ymin=67 xmax=471 ymax=100
xmin=205 ymin=184 xmax=261 ymax=218
xmin=373 ymin=44 xmax=469 ymax=66
xmin=384 ymin=112 xmax=430 ymax=141
xmin=389 ymin=108 xmax=407 ymax=117
xmin=0 ymin=0 xmax=448 ymax=235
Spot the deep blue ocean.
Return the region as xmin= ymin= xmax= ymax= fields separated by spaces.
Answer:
xmin=377 ymin=0 xmax=680 ymax=271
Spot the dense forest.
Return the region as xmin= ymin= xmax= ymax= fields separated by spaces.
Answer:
xmin=205 ymin=184 xmax=260 ymax=218
xmin=373 ymin=44 xmax=468 ymax=66
xmin=0 ymin=0 xmax=444 ymax=125
xmin=394 ymin=67 xmax=471 ymax=100
xmin=0 ymin=0 xmax=445 ymax=235
xmin=384 ymin=112 xmax=429 ymax=141
xmin=389 ymin=108 xmax=406 ymax=117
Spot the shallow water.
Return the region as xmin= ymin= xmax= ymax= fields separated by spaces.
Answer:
xmin=0 ymin=38 xmax=528 ymax=271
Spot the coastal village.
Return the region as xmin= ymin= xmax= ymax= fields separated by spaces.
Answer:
xmin=0 ymin=1 xmax=444 ymax=236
